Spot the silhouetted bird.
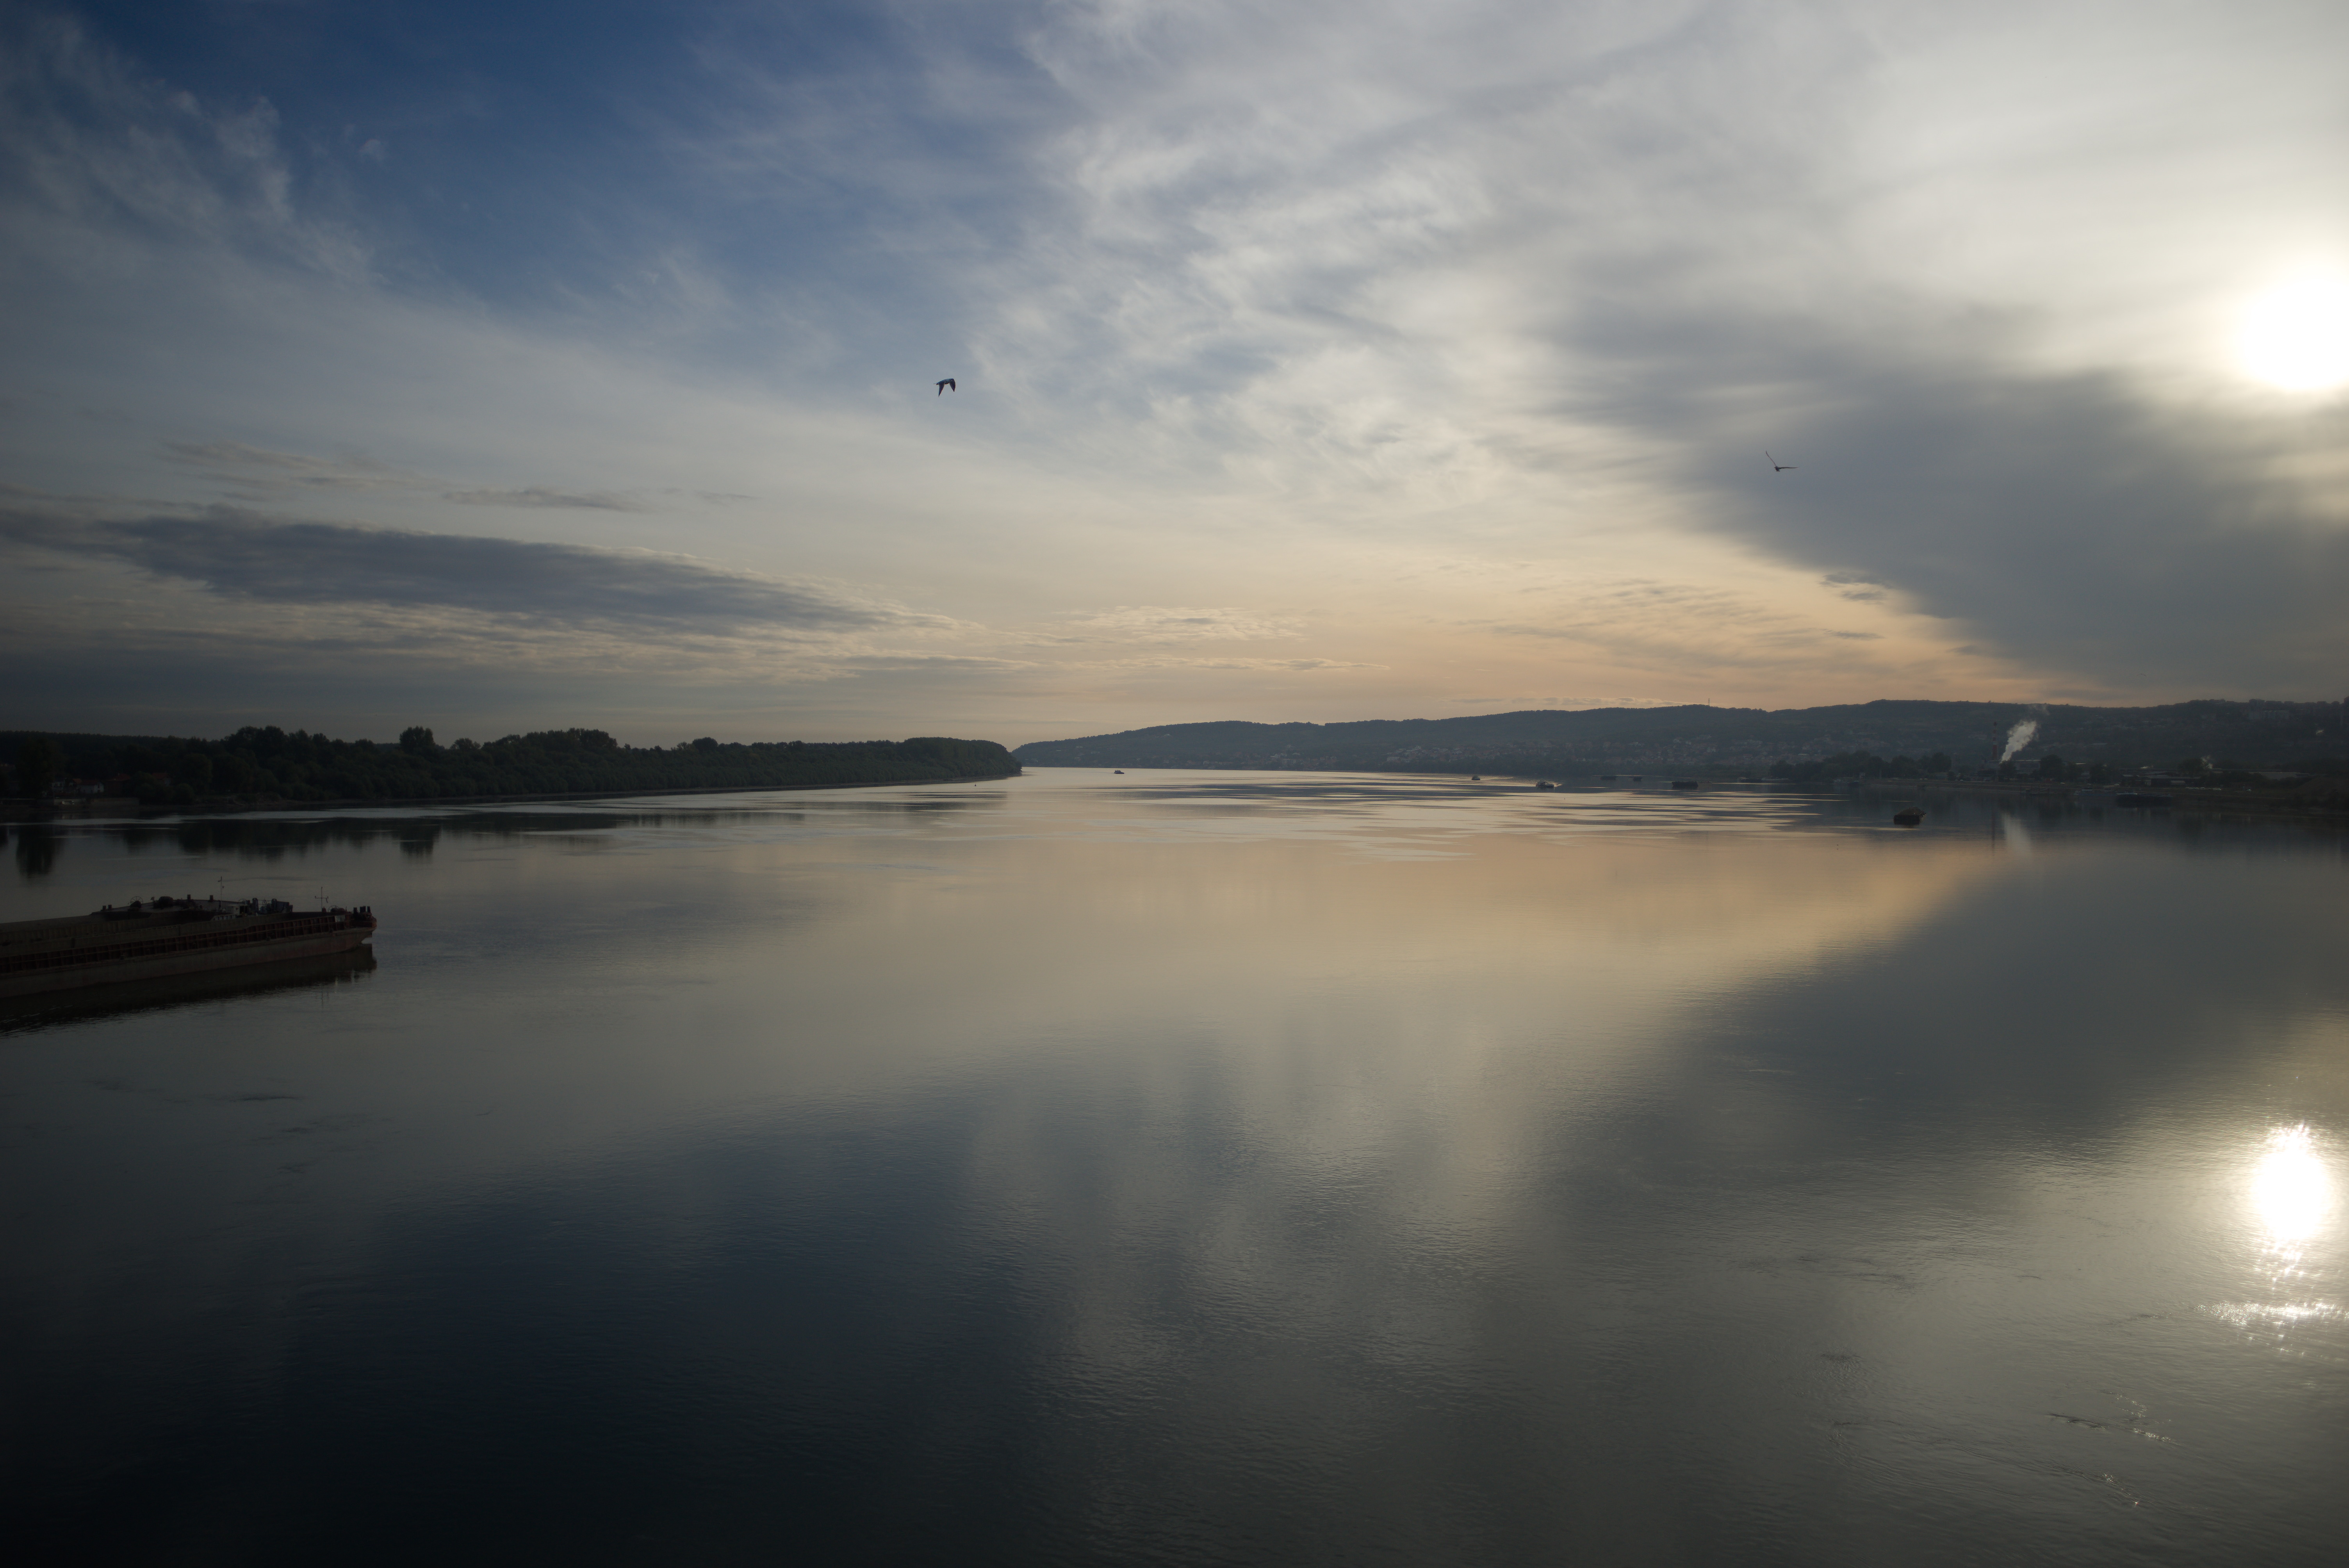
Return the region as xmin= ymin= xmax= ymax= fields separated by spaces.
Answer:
xmin=1768 ymin=451 xmax=1795 ymax=472
xmin=936 ymin=378 xmax=957 ymax=395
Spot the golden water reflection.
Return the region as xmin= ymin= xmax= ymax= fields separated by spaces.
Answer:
xmin=2252 ymin=1123 xmax=2335 ymax=1245
xmin=2210 ymin=1123 xmax=2346 ymax=1356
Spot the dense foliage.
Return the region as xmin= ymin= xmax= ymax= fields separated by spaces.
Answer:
xmin=3 ymin=726 xmax=1018 ymax=805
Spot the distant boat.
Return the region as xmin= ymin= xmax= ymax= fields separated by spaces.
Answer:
xmin=1534 ymin=780 xmax=1557 ymax=790
xmin=1670 ymin=779 xmax=1701 ymax=790
xmin=1892 ymin=807 xmax=1924 ymax=826
xmin=1113 ymin=769 xmax=1125 ymax=774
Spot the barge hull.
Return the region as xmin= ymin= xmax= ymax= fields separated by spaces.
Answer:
xmin=0 ymin=927 xmax=375 ymax=999
xmin=0 ymin=902 xmax=380 ymax=1001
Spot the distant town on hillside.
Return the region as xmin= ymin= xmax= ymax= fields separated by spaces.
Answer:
xmin=1012 ymin=698 xmax=2348 ymax=780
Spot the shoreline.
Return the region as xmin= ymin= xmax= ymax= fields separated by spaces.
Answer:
xmin=4 ymin=769 xmax=1024 ymax=821
xmin=1830 ymin=775 xmax=2349 ymax=819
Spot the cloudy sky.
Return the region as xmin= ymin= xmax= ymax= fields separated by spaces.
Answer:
xmin=5 ymin=1 xmax=2347 ymax=745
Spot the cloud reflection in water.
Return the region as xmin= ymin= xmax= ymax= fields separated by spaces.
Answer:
xmin=7 ymin=777 xmax=2349 ymax=1563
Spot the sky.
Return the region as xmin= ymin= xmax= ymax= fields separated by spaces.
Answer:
xmin=4 ymin=0 xmax=2348 ymax=747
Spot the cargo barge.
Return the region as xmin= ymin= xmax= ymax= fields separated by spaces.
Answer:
xmin=0 ymin=896 xmax=378 ymax=1000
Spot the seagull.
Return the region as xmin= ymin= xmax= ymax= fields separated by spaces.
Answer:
xmin=936 ymin=378 xmax=957 ymax=395
xmin=1767 ymin=451 xmax=1795 ymax=472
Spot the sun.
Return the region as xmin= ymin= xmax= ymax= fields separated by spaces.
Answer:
xmin=2235 ymin=275 xmax=2349 ymax=392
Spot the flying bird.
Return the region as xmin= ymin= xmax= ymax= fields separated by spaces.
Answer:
xmin=1768 ymin=451 xmax=1795 ymax=472
xmin=936 ymin=378 xmax=957 ymax=395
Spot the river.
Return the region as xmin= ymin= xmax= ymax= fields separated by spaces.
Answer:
xmin=4 ymin=772 xmax=2345 ymax=1564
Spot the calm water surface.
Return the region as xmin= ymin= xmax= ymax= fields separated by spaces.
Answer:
xmin=4 ymin=772 xmax=2345 ymax=1565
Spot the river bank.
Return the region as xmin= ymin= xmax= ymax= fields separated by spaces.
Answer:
xmin=0 ymin=770 xmax=1024 ymax=822
xmin=1834 ymin=775 xmax=2349 ymax=819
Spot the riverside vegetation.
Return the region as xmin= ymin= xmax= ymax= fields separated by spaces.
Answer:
xmin=2 ymin=727 xmax=1019 ymax=807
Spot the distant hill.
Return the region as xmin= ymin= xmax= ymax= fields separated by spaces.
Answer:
xmin=1012 ymin=699 xmax=2349 ymax=776
xmin=3 ymin=726 xmax=1019 ymax=806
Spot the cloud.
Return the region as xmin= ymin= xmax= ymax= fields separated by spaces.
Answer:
xmin=439 ymin=488 xmax=649 ymax=512
xmin=166 ymin=442 xmax=394 ymax=476
xmin=8 ymin=0 xmax=2349 ymax=741
xmin=0 ymin=501 xmax=941 ymax=636
xmin=977 ymin=1 xmax=2349 ymax=691
xmin=837 ymin=653 xmax=1036 ymax=672
xmin=1058 ymin=605 xmax=1305 ymax=642
xmin=1649 ymin=344 xmax=2349 ymax=688
xmin=166 ymin=444 xmax=652 ymax=512
xmin=0 ymin=10 xmax=371 ymax=281
xmin=1081 ymin=655 xmax=1382 ymax=672
xmin=1821 ymin=572 xmax=1888 ymax=603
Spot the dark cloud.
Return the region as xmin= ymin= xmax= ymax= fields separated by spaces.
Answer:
xmin=440 ymin=488 xmax=649 ymax=512
xmin=1821 ymin=572 xmax=1887 ymax=603
xmin=1573 ymin=292 xmax=2349 ymax=693
xmin=0 ymin=502 xmax=933 ymax=634
xmin=162 ymin=442 xmax=404 ymax=495
xmin=166 ymin=442 xmax=392 ymax=475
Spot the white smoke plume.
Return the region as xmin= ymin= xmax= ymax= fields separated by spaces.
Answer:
xmin=2000 ymin=718 xmax=2040 ymax=763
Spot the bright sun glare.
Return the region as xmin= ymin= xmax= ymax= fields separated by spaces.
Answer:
xmin=2236 ymin=276 xmax=2349 ymax=391
xmin=2251 ymin=1123 xmax=2335 ymax=1244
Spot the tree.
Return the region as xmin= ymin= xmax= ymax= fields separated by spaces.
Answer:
xmin=400 ymin=726 xmax=437 ymax=755
xmin=13 ymin=735 xmax=62 ymax=800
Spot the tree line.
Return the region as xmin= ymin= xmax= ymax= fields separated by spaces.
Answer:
xmin=4 ymin=727 xmax=1019 ymax=806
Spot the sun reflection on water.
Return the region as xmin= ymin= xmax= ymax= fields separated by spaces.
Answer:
xmin=2212 ymin=1124 xmax=2345 ymax=1357
xmin=2253 ymin=1123 xmax=2335 ymax=1244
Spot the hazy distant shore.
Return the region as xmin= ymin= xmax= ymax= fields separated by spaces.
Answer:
xmin=1013 ymin=698 xmax=2349 ymax=777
